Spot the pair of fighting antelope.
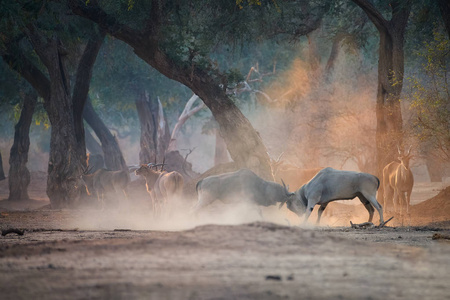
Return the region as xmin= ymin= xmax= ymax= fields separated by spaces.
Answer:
xmin=135 ymin=147 xmax=413 ymax=226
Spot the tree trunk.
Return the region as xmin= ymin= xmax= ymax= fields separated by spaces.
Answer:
xmin=156 ymin=97 xmax=171 ymax=163
xmin=72 ymin=30 xmax=105 ymax=164
xmin=324 ymin=33 xmax=345 ymax=82
xmin=20 ymin=24 xmax=105 ymax=208
xmin=24 ymin=30 xmax=84 ymax=208
xmin=8 ymin=91 xmax=37 ymax=201
xmin=135 ymin=90 xmax=170 ymax=165
xmin=425 ymin=156 xmax=443 ymax=182
xmin=374 ymin=30 xmax=405 ymax=184
xmin=83 ymin=98 xmax=127 ymax=171
xmin=189 ymin=82 xmax=273 ymax=179
xmin=214 ymin=128 xmax=229 ymax=166
xmin=44 ymin=65 xmax=83 ymax=208
xmin=0 ymin=151 xmax=5 ymax=181
xmin=352 ymin=0 xmax=411 ymax=205
xmin=164 ymin=150 xmax=198 ymax=179
xmin=85 ymin=128 xmax=103 ymax=155
xmin=135 ymin=90 xmax=158 ymax=164
xmin=438 ymin=0 xmax=450 ymax=38
xmin=307 ymin=28 xmax=322 ymax=87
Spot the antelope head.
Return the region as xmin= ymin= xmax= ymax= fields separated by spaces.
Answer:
xmin=398 ymin=146 xmax=413 ymax=169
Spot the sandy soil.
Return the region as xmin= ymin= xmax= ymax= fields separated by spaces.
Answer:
xmin=0 ymin=173 xmax=449 ymax=300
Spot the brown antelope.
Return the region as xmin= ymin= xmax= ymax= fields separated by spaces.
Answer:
xmin=81 ymin=167 xmax=130 ymax=209
xmin=382 ymin=146 xmax=414 ymax=215
xmin=135 ymin=163 xmax=184 ymax=216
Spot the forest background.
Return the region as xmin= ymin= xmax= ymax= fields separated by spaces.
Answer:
xmin=0 ymin=0 xmax=448 ymax=208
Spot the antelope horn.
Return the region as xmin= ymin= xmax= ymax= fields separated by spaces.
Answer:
xmin=281 ymin=179 xmax=289 ymax=191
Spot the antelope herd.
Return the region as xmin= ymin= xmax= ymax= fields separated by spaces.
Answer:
xmin=80 ymin=146 xmax=415 ymax=225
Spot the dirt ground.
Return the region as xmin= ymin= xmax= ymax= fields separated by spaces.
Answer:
xmin=0 ymin=173 xmax=450 ymax=300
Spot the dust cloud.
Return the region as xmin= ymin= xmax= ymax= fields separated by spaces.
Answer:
xmin=67 ymin=194 xmax=295 ymax=232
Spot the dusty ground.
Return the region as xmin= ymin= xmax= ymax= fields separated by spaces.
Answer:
xmin=0 ymin=173 xmax=449 ymax=300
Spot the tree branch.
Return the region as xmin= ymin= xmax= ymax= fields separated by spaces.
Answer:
xmin=167 ymin=94 xmax=205 ymax=152
xmin=390 ymin=0 xmax=412 ymax=32
xmin=68 ymin=0 xmax=141 ymax=46
xmin=2 ymin=43 xmax=50 ymax=104
xmin=72 ymin=29 xmax=106 ymax=120
xmin=351 ymin=0 xmax=389 ymax=32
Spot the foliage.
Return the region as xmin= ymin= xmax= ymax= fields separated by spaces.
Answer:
xmin=407 ymin=31 xmax=450 ymax=161
xmin=90 ymin=36 xmax=193 ymax=136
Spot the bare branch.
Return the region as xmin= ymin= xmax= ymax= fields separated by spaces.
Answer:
xmin=167 ymin=95 xmax=205 ymax=152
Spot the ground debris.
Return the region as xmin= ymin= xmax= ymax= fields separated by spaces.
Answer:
xmin=350 ymin=217 xmax=394 ymax=229
xmin=1 ymin=228 xmax=25 ymax=236
xmin=432 ymin=233 xmax=450 ymax=240
xmin=350 ymin=221 xmax=375 ymax=229
xmin=265 ymin=275 xmax=282 ymax=281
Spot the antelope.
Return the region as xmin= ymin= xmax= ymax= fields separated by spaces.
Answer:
xmin=382 ymin=146 xmax=414 ymax=215
xmin=81 ymin=167 xmax=130 ymax=209
xmin=192 ymin=169 xmax=295 ymax=216
xmin=281 ymin=167 xmax=384 ymax=226
xmin=135 ymin=163 xmax=184 ymax=216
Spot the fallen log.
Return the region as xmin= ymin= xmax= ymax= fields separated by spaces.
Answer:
xmin=2 ymin=228 xmax=25 ymax=236
xmin=350 ymin=221 xmax=374 ymax=229
xmin=350 ymin=217 xmax=394 ymax=229
xmin=432 ymin=233 xmax=450 ymax=240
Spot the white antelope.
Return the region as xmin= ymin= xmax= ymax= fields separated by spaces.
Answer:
xmin=281 ymin=167 xmax=384 ymax=226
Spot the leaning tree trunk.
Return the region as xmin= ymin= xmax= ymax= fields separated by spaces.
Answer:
xmin=83 ymin=98 xmax=127 ymax=171
xmin=190 ymin=81 xmax=273 ymax=179
xmin=69 ymin=1 xmax=274 ymax=180
xmin=72 ymin=30 xmax=105 ymax=163
xmin=8 ymin=91 xmax=37 ymax=201
xmin=214 ymin=128 xmax=229 ymax=166
xmin=85 ymin=128 xmax=103 ymax=156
